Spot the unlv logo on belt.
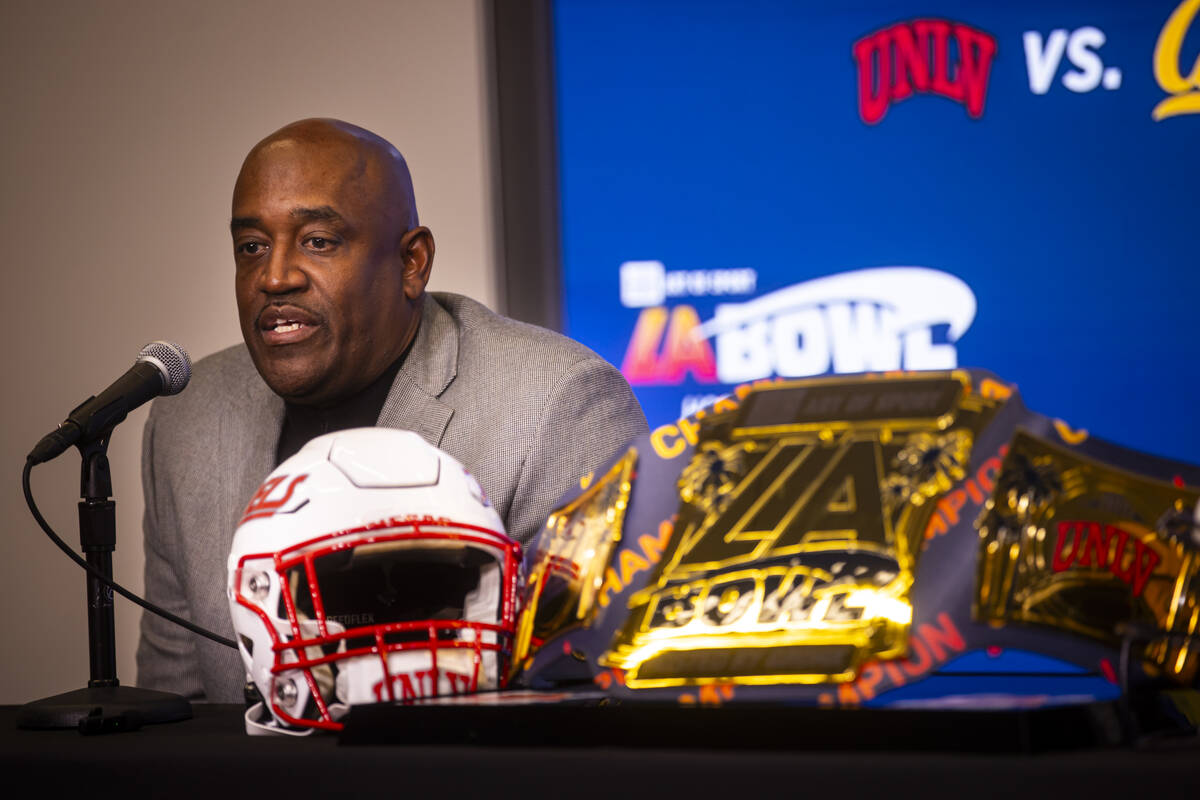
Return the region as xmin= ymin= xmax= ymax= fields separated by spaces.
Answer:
xmin=853 ymin=19 xmax=997 ymax=124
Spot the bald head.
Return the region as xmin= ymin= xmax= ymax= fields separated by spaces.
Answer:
xmin=231 ymin=119 xmax=435 ymax=407
xmin=236 ymin=118 xmax=419 ymax=232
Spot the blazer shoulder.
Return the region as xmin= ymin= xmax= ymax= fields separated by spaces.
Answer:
xmin=431 ymin=291 xmax=608 ymax=369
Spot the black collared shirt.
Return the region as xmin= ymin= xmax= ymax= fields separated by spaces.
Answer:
xmin=274 ymin=354 xmax=406 ymax=467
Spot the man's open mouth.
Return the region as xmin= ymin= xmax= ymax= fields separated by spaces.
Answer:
xmin=258 ymin=305 xmax=323 ymax=345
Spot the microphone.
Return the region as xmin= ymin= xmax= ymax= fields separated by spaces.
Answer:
xmin=28 ymin=341 xmax=192 ymax=464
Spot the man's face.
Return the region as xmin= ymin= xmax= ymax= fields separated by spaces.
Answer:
xmin=232 ymin=138 xmax=417 ymax=407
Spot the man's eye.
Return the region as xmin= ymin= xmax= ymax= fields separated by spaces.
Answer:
xmin=237 ymin=241 xmax=266 ymax=255
xmin=305 ymin=236 xmax=335 ymax=250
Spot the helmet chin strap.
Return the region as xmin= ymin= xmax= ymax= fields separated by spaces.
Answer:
xmin=334 ymin=648 xmax=494 ymax=706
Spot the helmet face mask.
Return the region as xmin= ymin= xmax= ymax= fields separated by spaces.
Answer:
xmin=228 ymin=428 xmax=521 ymax=735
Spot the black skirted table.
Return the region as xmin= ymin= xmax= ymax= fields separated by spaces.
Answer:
xmin=3 ymin=701 xmax=1199 ymax=799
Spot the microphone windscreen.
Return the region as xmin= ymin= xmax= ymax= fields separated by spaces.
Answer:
xmin=138 ymin=340 xmax=191 ymax=395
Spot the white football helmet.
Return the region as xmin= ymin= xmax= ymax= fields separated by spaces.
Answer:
xmin=227 ymin=427 xmax=521 ymax=735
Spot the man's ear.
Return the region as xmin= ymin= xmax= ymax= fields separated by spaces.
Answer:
xmin=399 ymin=226 xmax=435 ymax=299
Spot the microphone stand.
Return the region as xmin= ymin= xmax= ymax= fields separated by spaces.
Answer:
xmin=16 ymin=434 xmax=192 ymax=731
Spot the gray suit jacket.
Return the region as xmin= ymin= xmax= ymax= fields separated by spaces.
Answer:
xmin=136 ymin=292 xmax=647 ymax=702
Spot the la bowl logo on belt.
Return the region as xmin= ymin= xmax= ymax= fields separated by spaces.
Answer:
xmin=620 ymin=267 xmax=976 ymax=386
xmin=1153 ymin=0 xmax=1200 ymax=120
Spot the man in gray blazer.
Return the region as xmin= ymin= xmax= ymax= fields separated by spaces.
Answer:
xmin=136 ymin=118 xmax=647 ymax=703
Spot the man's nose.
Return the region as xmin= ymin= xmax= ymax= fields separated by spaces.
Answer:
xmin=258 ymin=243 xmax=309 ymax=293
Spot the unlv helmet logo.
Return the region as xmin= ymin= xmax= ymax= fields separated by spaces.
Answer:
xmin=853 ymin=19 xmax=998 ymax=124
xmin=240 ymin=474 xmax=309 ymax=524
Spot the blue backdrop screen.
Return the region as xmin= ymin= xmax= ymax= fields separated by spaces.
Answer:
xmin=552 ymin=0 xmax=1200 ymax=464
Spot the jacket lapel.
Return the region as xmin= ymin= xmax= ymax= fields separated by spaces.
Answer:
xmin=222 ymin=366 xmax=284 ymax=533
xmin=376 ymin=293 xmax=456 ymax=446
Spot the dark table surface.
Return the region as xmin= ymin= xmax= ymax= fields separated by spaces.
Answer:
xmin=4 ymin=701 xmax=1199 ymax=799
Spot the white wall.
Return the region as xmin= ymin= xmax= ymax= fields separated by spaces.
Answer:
xmin=0 ymin=0 xmax=498 ymax=704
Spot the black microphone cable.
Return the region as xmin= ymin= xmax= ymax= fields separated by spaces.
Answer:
xmin=22 ymin=457 xmax=237 ymax=650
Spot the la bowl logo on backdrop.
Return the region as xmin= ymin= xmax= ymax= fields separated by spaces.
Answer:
xmin=696 ymin=268 xmax=975 ymax=384
xmin=853 ymin=19 xmax=997 ymax=124
xmin=621 ymin=266 xmax=976 ymax=387
xmin=1152 ymin=0 xmax=1200 ymax=120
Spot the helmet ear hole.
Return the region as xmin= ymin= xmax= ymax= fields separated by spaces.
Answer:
xmin=227 ymin=427 xmax=519 ymax=734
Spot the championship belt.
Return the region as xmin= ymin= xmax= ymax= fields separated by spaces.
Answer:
xmin=512 ymin=369 xmax=1200 ymax=701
